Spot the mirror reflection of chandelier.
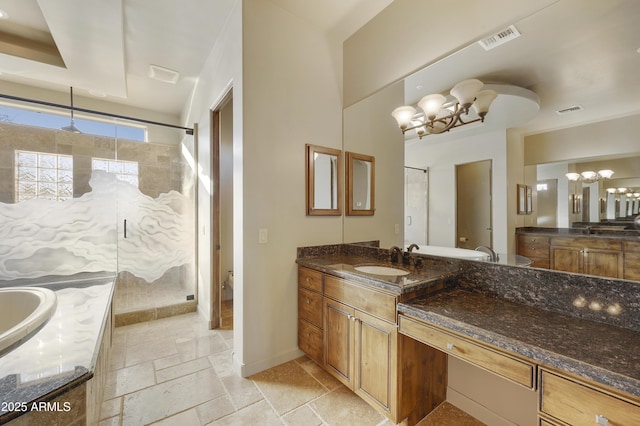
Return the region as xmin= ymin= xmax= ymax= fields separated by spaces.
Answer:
xmin=391 ymin=79 xmax=498 ymax=139
xmin=565 ymin=169 xmax=614 ymax=183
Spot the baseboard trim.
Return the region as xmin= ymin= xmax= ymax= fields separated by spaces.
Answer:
xmin=237 ymin=348 xmax=305 ymax=377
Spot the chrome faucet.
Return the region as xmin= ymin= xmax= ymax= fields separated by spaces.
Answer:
xmin=475 ymin=245 xmax=499 ymax=262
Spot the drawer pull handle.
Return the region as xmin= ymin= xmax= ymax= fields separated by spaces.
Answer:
xmin=595 ymin=415 xmax=608 ymax=426
xmin=447 ymin=343 xmax=455 ymax=350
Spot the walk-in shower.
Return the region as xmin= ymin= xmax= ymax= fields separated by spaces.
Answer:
xmin=0 ymin=98 xmax=197 ymax=325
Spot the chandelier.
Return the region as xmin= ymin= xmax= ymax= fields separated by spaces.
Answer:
xmin=391 ymin=79 xmax=498 ymax=139
xmin=565 ymin=170 xmax=614 ymax=183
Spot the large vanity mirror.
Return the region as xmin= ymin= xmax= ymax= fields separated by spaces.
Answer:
xmin=346 ymin=152 xmax=375 ymax=216
xmin=341 ymin=1 xmax=640 ymax=279
xmin=305 ymin=144 xmax=342 ymax=216
xmin=530 ymin=154 xmax=640 ymax=229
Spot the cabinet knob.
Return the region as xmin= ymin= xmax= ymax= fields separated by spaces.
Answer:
xmin=306 ymin=333 xmax=310 ymax=337
xmin=447 ymin=343 xmax=455 ymax=350
xmin=306 ymin=277 xmax=311 ymax=282
xmin=306 ymin=298 xmax=310 ymax=304
xmin=595 ymin=414 xmax=608 ymax=425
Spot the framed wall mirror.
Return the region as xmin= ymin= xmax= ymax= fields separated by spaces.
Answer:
xmin=346 ymin=151 xmax=375 ymax=216
xmin=517 ymin=184 xmax=527 ymax=215
xmin=305 ymin=144 xmax=342 ymax=216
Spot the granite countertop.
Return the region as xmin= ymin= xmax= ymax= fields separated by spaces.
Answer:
xmin=398 ymin=289 xmax=640 ymax=398
xmin=296 ymin=255 xmax=452 ymax=294
xmin=0 ymin=273 xmax=115 ymax=423
xmin=517 ymin=226 xmax=640 ymax=239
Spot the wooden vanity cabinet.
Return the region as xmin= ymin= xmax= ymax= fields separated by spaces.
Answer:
xmin=298 ymin=267 xmax=324 ymax=364
xmin=298 ymin=266 xmax=446 ymax=425
xmin=516 ymin=234 xmax=550 ymax=269
xmin=624 ymin=241 xmax=640 ymax=281
xmin=549 ymin=237 xmax=623 ymax=278
xmin=539 ymin=369 xmax=640 ymax=425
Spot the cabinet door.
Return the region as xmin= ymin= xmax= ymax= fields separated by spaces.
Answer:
xmin=354 ymin=310 xmax=397 ymax=415
xmin=584 ymin=249 xmax=623 ymax=278
xmin=324 ymin=298 xmax=355 ymax=387
xmin=550 ymin=247 xmax=582 ymax=273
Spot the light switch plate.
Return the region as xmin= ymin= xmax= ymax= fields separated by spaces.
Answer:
xmin=258 ymin=228 xmax=268 ymax=244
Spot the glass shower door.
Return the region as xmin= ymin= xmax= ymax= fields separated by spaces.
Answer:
xmin=111 ymin=130 xmax=196 ymax=318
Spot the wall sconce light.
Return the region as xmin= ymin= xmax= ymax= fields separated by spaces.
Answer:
xmin=391 ymin=79 xmax=498 ymax=139
xmin=565 ymin=169 xmax=614 ymax=183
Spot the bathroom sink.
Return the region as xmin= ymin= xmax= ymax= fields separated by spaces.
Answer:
xmin=0 ymin=287 xmax=57 ymax=354
xmin=354 ymin=265 xmax=410 ymax=276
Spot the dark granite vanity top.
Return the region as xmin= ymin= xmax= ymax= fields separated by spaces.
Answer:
xmin=296 ymin=255 xmax=452 ymax=294
xmin=0 ymin=273 xmax=115 ymax=423
xmin=399 ymin=289 xmax=640 ymax=398
xmin=517 ymin=226 xmax=640 ymax=239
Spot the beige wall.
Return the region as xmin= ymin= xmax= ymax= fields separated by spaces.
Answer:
xmin=343 ymin=81 xmax=405 ymax=247
xmin=186 ymin=0 xmax=345 ymax=376
xmin=524 ymin=113 xmax=640 ymax=166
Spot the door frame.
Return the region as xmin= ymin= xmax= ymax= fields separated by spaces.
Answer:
xmin=210 ymin=88 xmax=233 ymax=329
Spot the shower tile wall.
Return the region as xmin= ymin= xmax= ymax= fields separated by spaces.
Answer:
xmin=0 ymin=122 xmax=195 ymax=318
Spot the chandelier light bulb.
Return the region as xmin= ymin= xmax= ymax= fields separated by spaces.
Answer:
xmin=580 ymin=171 xmax=598 ymax=183
xmin=472 ymin=89 xmax=498 ymax=118
xmin=565 ymin=172 xmax=581 ymax=181
xmin=417 ymin=94 xmax=446 ymax=120
xmin=597 ymin=169 xmax=614 ymax=179
xmin=450 ymin=79 xmax=484 ymax=108
xmin=391 ymin=106 xmax=416 ymax=130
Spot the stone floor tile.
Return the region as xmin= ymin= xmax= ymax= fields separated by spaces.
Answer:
xmin=121 ymin=368 xmax=225 ymax=426
xmin=207 ymin=400 xmax=282 ymax=426
xmin=250 ymin=360 xmax=326 ymax=416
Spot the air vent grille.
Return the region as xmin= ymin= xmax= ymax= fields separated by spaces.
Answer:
xmin=148 ymin=64 xmax=180 ymax=84
xmin=478 ymin=25 xmax=521 ymax=51
xmin=556 ymin=105 xmax=583 ymax=115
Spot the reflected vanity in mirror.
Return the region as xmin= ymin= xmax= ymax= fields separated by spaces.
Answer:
xmin=305 ymin=144 xmax=342 ymax=216
xmin=346 ymin=152 xmax=375 ymax=216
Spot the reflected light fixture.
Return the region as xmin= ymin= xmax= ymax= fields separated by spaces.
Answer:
xmin=60 ymin=87 xmax=81 ymax=133
xmin=565 ymin=169 xmax=614 ymax=183
xmin=391 ymin=79 xmax=498 ymax=139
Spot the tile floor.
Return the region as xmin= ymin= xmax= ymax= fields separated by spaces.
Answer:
xmin=99 ymin=303 xmax=482 ymax=426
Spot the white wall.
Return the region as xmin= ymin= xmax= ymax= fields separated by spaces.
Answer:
xmin=405 ymin=129 xmax=509 ymax=253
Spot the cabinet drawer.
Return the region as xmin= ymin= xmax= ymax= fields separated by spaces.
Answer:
xmin=298 ymin=319 xmax=323 ymax=364
xmin=550 ymin=237 xmax=622 ymax=251
xmin=399 ymin=315 xmax=535 ymax=389
xmin=518 ymin=235 xmax=550 ymax=257
xmin=298 ymin=266 xmax=323 ymax=293
xmin=625 ymin=241 xmax=640 ymax=251
xmin=540 ymin=370 xmax=640 ymax=426
xmin=298 ymin=287 xmax=323 ymax=328
xmin=324 ymin=275 xmax=396 ymax=323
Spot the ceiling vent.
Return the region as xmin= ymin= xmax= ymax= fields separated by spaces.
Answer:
xmin=148 ymin=64 xmax=180 ymax=84
xmin=478 ymin=25 xmax=521 ymax=51
xmin=556 ymin=105 xmax=583 ymax=115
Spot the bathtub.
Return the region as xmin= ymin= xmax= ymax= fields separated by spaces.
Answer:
xmin=408 ymin=245 xmax=491 ymax=261
xmin=408 ymin=245 xmax=532 ymax=266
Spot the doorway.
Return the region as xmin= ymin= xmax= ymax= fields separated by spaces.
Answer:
xmin=456 ymin=160 xmax=492 ymax=250
xmin=211 ymin=91 xmax=233 ymax=330
xmin=536 ymin=179 xmax=558 ymax=227
xmin=404 ymin=167 xmax=428 ymax=245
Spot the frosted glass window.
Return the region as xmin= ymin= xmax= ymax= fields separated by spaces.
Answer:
xmin=92 ymin=158 xmax=139 ymax=187
xmin=15 ymin=150 xmax=74 ymax=202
